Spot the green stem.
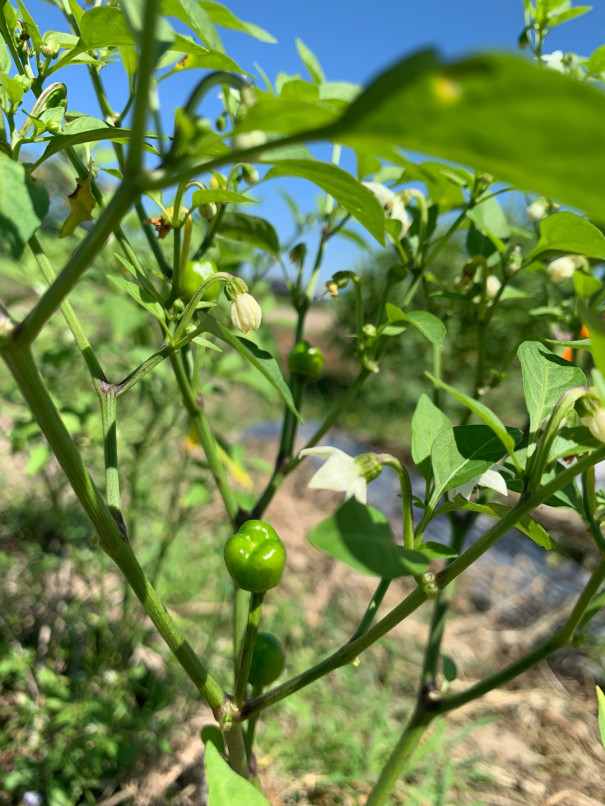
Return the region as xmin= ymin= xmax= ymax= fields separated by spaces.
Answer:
xmin=349 ymin=578 xmax=391 ymax=641
xmin=0 ymin=340 xmax=226 ymax=715
xmin=433 ymin=554 xmax=605 ymax=716
xmin=18 ymin=182 xmax=136 ymax=346
xmin=28 ymin=233 xmax=106 ymax=383
xmin=365 ymin=705 xmax=433 ymax=806
xmin=241 ymin=446 xmax=605 ymax=721
xmin=125 ymin=0 xmax=160 ymax=177
xmin=234 ymin=591 xmax=264 ymax=707
xmin=169 ymin=352 xmax=239 ymax=526
xmin=101 ymin=385 xmax=123 ymax=528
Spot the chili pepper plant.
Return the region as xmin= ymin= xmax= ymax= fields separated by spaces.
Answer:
xmin=2 ymin=0 xmax=605 ymax=803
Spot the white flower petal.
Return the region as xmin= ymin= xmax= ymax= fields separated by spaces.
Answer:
xmin=448 ymin=479 xmax=475 ymax=500
xmin=476 ymin=468 xmax=508 ymax=496
xmin=299 ymin=447 xmax=348 ymax=461
xmin=348 ymin=477 xmax=368 ymax=504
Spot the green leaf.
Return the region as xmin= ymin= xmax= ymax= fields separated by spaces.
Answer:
xmin=411 ymin=393 xmax=452 ymax=482
xmin=431 ymin=424 xmax=522 ymax=501
xmin=597 ymin=686 xmax=605 ymax=750
xmin=588 ymin=44 xmax=605 ymax=74
xmin=0 ymin=40 xmax=10 ymax=74
xmin=573 ymin=270 xmax=602 ymax=300
xmin=550 ymin=6 xmax=591 ymax=26
xmin=233 ymin=96 xmax=342 ymax=136
xmin=201 ymin=1 xmax=276 ymax=43
xmin=32 ymin=117 xmax=146 ymax=167
xmin=0 ymin=155 xmax=49 ymax=258
xmin=216 ymin=211 xmax=279 ymax=255
xmin=108 ymin=274 xmax=166 ymax=321
xmin=329 ymin=51 xmax=605 ymax=220
xmin=205 ymin=742 xmax=271 ymax=806
xmin=199 ymin=313 xmax=300 ymax=421
xmin=307 ymin=499 xmax=429 ymax=578
xmin=517 ymin=341 xmax=586 ymax=445
xmin=191 ymin=188 xmax=255 ymax=207
xmin=526 ymin=212 xmax=605 ymax=261
xmin=161 ymin=0 xmax=223 ymax=51
xmin=466 ymin=194 xmax=510 ymax=240
xmin=114 ymin=253 xmax=164 ymax=303
xmin=165 ymin=35 xmax=242 ymax=72
xmin=16 ymin=0 xmax=42 ymax=50
xmin=418 ymin=541 xmax=458 ymax=559
xmin=265 ymin=160 xmax=385 ymax=245
xmin=79 ymin=6 xmax=136 ymax=48
xmin=385 ymin=304 xmax=446 ymax=346
xmin=425 ymin=371 xmax=520 ymax=468
xmin=296 ymin=38 xmax=325 ymax=84
xmin=442 ymin=655 xmax=457 ymax=682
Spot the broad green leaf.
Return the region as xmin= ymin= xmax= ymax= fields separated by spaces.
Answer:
xmin=79 ymin=6 xmax=135 ymax=48
xmin=201 ymin=1 xmax=276 ymax=43
xmin=442 ymin=499 xmax=555 ymax=549
xmin=526 ymin=212 xmax=605 ymax=261
xmin=205 ymin=742 xmax=271 ymax=806
xmin=265 ymin=160 xmax=385 ymax=244
xmin=597 ymin=686 xmax=605 ymax=751
xmin=418 ymin=541 xmax=458 ymax=559
xmin=0 ymin=155 xmax=49 ymax=257
xmin=199 ymin=313 xmax=300 ymax=421
xmin=385 ymin=304 xmax=446 ymax=346
xmin=517 ymin=341 xmax=586 ymax=445
xmin=108 ymin=274 xmax=166 ymax=321
xmin=425 ymin=371 xmax=520 ymax=468
xmin=320 ymin=81 xmax=360 ymax=102
xmin=431 ymin=424 xmax=522 ymax=501
xmin=161 ymin=0 xmax=223 ymax=51
xmin=296 ymin=38 xmax=325 ymax=84
xmin=159 ymin=44 xmax=242 ymax=73
xmin=216 ymin=211 xmax=279 ymax=255
xmin=588 ymin=44 xmax=605 ymax=74
xmin=0 ymin=40 xmax=9 ymax=74
xmin=32 ymin=117 xmax=155 ymax=167
xmin=550 ymin=6 xmax=591 ymax=26
xmin=307 ymin=499 xmax=429 ymax=578
xmin=16 ymin=0 xmax=42 ymax=50
xmin=328 ymin=51 xmax=605 ymax=220
xmin=573 ymin=270 xmax=602 ymax=299
xmin=191 ymin=188 xmax=255 ymax=207
xmin=233 ymin=97 xmax=342 ymax=136
xmin=466 ymin=194 xmax=510 ymax=240
xmin=411 ymin=393 xmax=452 ymax=482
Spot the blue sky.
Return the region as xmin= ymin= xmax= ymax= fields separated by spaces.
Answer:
xmin=23 ymin=1 xmax=605 ymax=275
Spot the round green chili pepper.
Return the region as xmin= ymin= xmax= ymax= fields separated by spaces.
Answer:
xmin=248 ymin=632 xmax=285 ymax=687
xmin=180 ymin=259 xmax=221 ymax=303
xmin=288 ymin=340 xmax=325 ymax=380
xmin=224 ymin=520 xmax=286 ymax=593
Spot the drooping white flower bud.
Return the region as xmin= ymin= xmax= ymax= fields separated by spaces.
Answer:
xmin=363 ymin=181 xmax=410 ymax=239
xmin=224 ymin=277 xmax=262 ymax=334
xmin=547 ymin=256 xmax=579 ymax=283
xmin=485 ymin=275 xmax=501 ymax=300
xmin=581 ymin=407 xmax=605 ymax=443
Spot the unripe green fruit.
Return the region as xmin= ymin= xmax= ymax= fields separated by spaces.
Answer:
xmin=180 ymin=260 xmax=221 ymax=303
xmin=224 ymin=520 xmax=286 ymax=593
xmin=248 ymin=633 xmax=285 ymax=687
xmin=288 ymin=340 xmax=325 ymax=380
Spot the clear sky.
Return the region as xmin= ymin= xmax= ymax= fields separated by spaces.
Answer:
xmin=22 ymin=1 xmax=605 ymax=275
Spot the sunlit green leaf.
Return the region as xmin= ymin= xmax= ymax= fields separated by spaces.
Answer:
xmin=526 ymin=212 xmax=605 ymax=261
xmin=411 ymin=393 xmax=453 ymax=482
xmin=0 ymin=155 xmax=49 ymax=257
xmin=205 ymin=742 xmax=271 ymax=806
xmin=201 ymin=1 xmax=276 ymax=43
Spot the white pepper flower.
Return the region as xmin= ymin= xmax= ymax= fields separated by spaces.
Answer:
xmin=299 ymin=447 xmax=383 ymax=505
xmin=225 ymin=277 xmax=262 ymax=334
xmin=527 ymin=198 xmax=549 ymax=221
xmin=447 ymin=466 xmax=509 ymax=501
xmin=485 ymin=275 xmax=501 ymax=300
xmin=363 ymin=181 xmax=410 ymax=239
xmin=581 ymin=408 xmax=605 ymax=443
xmin=547 ymin=255 xmax=580 ymax=283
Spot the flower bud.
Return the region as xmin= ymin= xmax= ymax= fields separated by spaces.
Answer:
xmin=199 ymin=202 xmax=217 ymax=220
xmin=225 ymin=278 xmax=262 ymax=334
xmin=232 ymin=130 xmax=266 ymax=151
xmin=505 ymin=245 xmax=522 ymax=277
xmin=485 ymin=275 xmax=501 ymax=300
xmin=526 ymin=197 xmax=550 ymax=221
xmin=40 ymin=39 xmax=60 ymax=59
xmin=354 ymin=453 xmax=383 ymax=483
xmin=241 ymin=164 xmax=259 ymax=184
xmin=581 ymin=407 xmax=605 ymax=443
xmin=547 ymin=255 xmax=579 ymax=283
